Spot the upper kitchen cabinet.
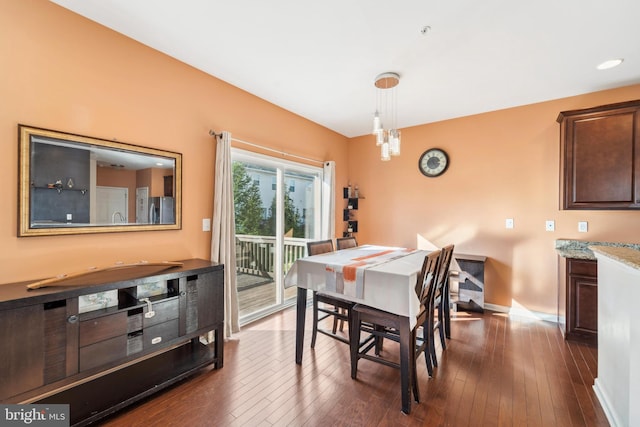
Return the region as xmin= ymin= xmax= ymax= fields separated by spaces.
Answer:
xmin=557 ymin=100 xmax=640 ymax=210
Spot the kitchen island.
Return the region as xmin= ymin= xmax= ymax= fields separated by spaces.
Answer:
xmin=591 ymin=245 xmax=640 ymax=427
xmin=555 ymin=239 xmax=640 ymax=344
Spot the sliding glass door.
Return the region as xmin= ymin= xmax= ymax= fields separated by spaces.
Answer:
xmin=232 ymin=149 xmax=325 ymax=324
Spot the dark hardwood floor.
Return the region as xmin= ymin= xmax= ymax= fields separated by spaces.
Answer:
xmin=99 ymin=308 xmax=608 ymax=426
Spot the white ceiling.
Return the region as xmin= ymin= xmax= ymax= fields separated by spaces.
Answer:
xmin=51 ymin=0 xmax=640 ymax=138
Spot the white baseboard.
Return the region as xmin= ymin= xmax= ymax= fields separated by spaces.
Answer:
xmin=593 ymin=379 xmax=621 ymax=427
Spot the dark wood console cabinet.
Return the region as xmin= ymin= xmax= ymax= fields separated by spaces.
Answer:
xmin=558 ymin=257 xmax=597 ymax=344
xmin=557 ymin=99 xmax=640 ymax=210
xmin=0 ymin=259 xmax=223 ymax=426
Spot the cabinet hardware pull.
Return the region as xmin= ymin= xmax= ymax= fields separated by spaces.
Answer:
xmin=151 ymin=337 xmax=162 ymax=345
xmin=67 ymin=315 xmax=78 ymax=323
xmin=140 ymin=297 xmax=155 ymax=318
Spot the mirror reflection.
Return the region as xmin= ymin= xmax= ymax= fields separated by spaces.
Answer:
xmin=19 ymin=125 xmax=182 ymax=236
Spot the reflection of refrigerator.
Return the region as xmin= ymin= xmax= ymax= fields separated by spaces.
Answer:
xmin=149 ymin=197 xmax=174 ymax=224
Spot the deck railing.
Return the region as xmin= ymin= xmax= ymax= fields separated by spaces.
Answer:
xmin=235 ymin=234 xmax=308 ymax=277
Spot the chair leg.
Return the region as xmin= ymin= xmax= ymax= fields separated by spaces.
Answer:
xmin=374 ymin=325 xmax=384 ymax=355
xmin=331 ymin=307 xmax=339 ymax=334
xmin=332 ymin=308 xmax=349 ymax=334
xmin=350 ymin=311 xmax=361 ymax=379
xmin=429 ymin=315 xmax=438 ymax=368
xmin=411 ymin=330 xmax=420 ymax=403
xmin=444 ymin=279 xmax=452 ymax=339
xmin=338 ymin=308 xmax=346 ymax=332
xmin=422 ymin=324 xmax=433 ymax=377
xmin=311 ymin=292 xmax=319 ymax=348
xmin=430 ymin=333 xmax=438 ymax=368
xmin=438 ymin=306 xmax=447 ymax=350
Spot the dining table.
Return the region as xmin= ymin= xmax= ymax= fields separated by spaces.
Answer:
xmin=284 ymin=244 xmax=437 ymax=414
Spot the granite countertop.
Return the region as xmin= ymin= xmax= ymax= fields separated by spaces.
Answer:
xmin=555 ymin=239 xmax=640 ymax=261
xmin=590 ymin=246 xmax=640 ymax=270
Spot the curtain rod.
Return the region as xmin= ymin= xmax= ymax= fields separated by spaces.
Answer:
xmin=209 ymin=129 xmax=325 ymax=165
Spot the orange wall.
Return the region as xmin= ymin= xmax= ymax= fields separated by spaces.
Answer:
xmin=3 ymin=1 xmax=640 ymax=317
xmin=348 ymin=84 xmax=640 ymax=313
xmin=0 ymin=0 xmax=347 ymax=283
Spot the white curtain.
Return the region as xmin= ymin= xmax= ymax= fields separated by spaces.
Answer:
xmin=211 ymin=131 xmax=240 ymax=337
xmin=322 ymin=161 xmax=336 ymax=240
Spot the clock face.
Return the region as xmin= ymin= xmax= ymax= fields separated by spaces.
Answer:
xmin=418 ymin=148 xmax=449 ymax=177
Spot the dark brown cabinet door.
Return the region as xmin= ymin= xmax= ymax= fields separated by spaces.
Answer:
xmin=566 ymin=259 xmax=597 ymax=344
xmin=558 ymin=99 xmax=640 ymax=209
xmin=180 ymin=271 xmax=223 ymax=335
xmin=0 ymin=305 xmax=45 ymax=399
xmin=164 ymin=175 xmax=174 ymax=197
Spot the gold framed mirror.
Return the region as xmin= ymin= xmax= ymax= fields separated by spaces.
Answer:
xmin=18 ymin=125 xmax=182 ymax=237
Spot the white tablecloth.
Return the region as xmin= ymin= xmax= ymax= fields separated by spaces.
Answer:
xmin=284 ymin=245 xmax=430 ymax=327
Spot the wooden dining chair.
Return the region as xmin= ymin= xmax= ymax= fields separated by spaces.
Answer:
xmin=336 ymin=236 xmax=358 ymax=250
xmin=307 ymin=239 xmax=354 ymax=348
xmin=428 ymin=244 xmax=454 ymax=369
xmin=350 ymin=250 xmax=441 ymax=411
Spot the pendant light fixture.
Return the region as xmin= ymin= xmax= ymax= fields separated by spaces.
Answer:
xmin=372 ymin=72 xmax=401 ymax=161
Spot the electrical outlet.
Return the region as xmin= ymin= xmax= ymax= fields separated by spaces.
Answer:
xmin=578 ymin=221 xmax=588 ymax=232
xmin=545 ymin=220 xmax=555 ymax=232
xmin=505 ymin=218 xmax=514 ymax=229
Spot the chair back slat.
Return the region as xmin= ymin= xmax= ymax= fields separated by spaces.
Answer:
xmin=416 ymin=250 xmax=441 ymax=306
xmin=434 ymin=244 xmax=454 ymax=299
xmin=336 ymin=237 xmax=358 ymax=250
xmin=307 ymin=239 xmax=334 ymax=256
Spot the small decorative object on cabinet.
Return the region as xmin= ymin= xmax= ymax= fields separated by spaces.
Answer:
xmin=557 ymin=99 xmax=640 ymax=210
xmin=0 ymin=259 xmax=223 ymax=427
xmin=343 ymin=185 xmax=361 ymax=237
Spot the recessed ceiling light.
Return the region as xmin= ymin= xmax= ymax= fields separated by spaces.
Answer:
xmin=156 ymin=162 xmax=164 ymax=166
xmin=596 ymin=59 xmax=624 ymax=70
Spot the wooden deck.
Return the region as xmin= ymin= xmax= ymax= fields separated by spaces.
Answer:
xmin=237 ymin=272 xmax=297 ymax=318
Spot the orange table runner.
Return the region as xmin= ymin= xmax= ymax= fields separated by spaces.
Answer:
xmin=325 ymin=248 xmax=417 ymax=298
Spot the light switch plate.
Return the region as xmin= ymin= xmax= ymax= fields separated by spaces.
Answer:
xmin=202 ymin=218 xmax=211 ymax=232
xmin=505 ymin=218 xmax=514 ymax=229
xmin=545 ymin=220 xmax=555 ymax=232
xmin=578 ymin=221 xmax=588 ymax=232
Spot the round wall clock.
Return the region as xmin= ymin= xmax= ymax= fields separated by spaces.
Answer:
xmin=418 ymin=148 xmax=449 ymax=177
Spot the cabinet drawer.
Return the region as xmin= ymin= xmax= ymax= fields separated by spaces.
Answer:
xmin=143 ymin=298 xmax=179 ymax=328
xmin=127 ymin=312 xmax=143 ymax=333
xmin=127 ymin=332 xmax=143 ymax=356
xmin=143 ymin=319 xmax=179 ymax=349
xmin=79 ymin=335 xmax=127 ymax=371
xmin=79 ymin=312 xmax=127 ymax=347
xmin=568 ymin=259 xmax=597 ymax=277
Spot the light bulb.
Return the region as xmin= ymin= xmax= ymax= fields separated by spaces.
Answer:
xmin=372 ymin=111 xmax=382 ymax=133
xmin=381 ymin=142 xmax=391 ymax=161
xmin=389 ymin=129 xmax=400 ymax=156
xmin=389 ymin=130 xmax=399 ymax=156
